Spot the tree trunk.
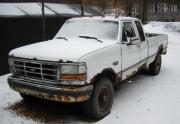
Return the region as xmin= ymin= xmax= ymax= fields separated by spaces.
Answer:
xmin=142 ymin=0 xmax=148 ymax=24
xmin=127 ymin=0 xmax=132 ymax=16
xmin=80 ymin=0 xmax=84 ymax=16
xmin=155 ymin=0 xmax=158 ymax=13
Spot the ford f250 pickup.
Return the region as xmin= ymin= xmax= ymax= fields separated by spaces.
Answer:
xmin=8 ymin=16 xmax=168 ymax=119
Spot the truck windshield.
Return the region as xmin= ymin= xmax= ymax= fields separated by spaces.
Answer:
xmin=55 ymin=19 xmax=119 ymax=41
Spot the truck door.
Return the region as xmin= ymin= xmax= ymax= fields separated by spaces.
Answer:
xmin=121 ymin=21 xmax=141 ymax=80
xmin=134 ymin=21 xmax=148 ymax=65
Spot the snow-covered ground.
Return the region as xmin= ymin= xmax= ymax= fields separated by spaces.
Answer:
xmin=0 ymin=22 xmax=180 ymax=124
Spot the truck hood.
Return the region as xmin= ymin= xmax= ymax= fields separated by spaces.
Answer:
xmin=9 ymin=38 xmax=116 ymax=62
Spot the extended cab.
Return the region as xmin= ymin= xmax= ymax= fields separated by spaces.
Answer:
xmin=8 ymin=16 xmax=168 ymax=119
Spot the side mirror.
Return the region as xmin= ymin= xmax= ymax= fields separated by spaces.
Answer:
xmin=125 ymin=37 xmax=140 ymax=45
xmin=130 ymin=38 xmax=140 ymax=45
xmin=127 ymin=37 xmax=131 ymax=44
xmin=122 ymin=37 xmax=131 ymax=45
xmin=122 ymin=37 xmax=140 ymax=45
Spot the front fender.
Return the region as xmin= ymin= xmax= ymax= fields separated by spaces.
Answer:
xmin=79 ymin=44 xmax=122 ymax=83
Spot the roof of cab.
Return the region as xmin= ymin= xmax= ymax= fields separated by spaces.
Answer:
xmin=69 ymin=16 xmax=140 ymax=22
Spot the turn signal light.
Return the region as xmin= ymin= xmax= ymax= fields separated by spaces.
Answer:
xmin=60 ymin=74 xmax=87 ymax=80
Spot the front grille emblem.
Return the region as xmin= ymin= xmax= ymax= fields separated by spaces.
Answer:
xmin=30 ymin=68 xmax=36 ymax=72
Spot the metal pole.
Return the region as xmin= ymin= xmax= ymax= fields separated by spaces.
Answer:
xmin=42 ymin=0 xmax=46 ymax=40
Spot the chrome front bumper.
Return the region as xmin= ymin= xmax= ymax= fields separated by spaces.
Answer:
xmin=8 ymin=76 xmax=93 ymax=102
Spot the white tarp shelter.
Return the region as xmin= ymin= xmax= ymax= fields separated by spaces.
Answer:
xmin=0 ymin=3 xmax=100 ymax=17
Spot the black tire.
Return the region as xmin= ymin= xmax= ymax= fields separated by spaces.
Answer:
xmin=82 ymin=77 xmax=114 ymax=119
xmin=20 ymin=93 xmax=39 ymax=103
xmin=149 ymin=54 xmax=162 ymax=76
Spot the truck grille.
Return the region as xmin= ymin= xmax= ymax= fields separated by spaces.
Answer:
xmin=13 ymin=59 xmax=59 ymax=81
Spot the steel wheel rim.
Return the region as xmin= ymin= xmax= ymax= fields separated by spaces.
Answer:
xmin=98 ymin=87 xmax=110 ymax=111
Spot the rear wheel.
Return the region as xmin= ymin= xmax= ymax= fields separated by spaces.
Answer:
xmin=82 ymin=77 xmax=114 ymax=119
xmin=149 ymin=54 xmax=162 ymax=76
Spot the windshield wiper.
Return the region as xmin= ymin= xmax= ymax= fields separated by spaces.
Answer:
xmin=56 ymin=36 xmax=68 ymax=41
xmin=79 ymin=36 xmax=103 ymax=43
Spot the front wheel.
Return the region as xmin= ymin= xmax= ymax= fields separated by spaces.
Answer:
xmin=20 ymin=93 xmax=40 ymax=103
xmin=82 ymin=77 xmax=114 ymax=119
xmin=149 ymin=54 xmax=162 ymax=76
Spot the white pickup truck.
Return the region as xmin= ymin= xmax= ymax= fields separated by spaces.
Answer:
xmin=8 ymin=16 xmax=168 ymax=119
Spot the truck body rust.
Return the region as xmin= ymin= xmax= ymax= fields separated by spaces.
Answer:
xmin=11 ymin=85 xmax=90 ymax=102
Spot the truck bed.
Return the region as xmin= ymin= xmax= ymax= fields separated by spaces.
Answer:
xmin=146 ymin=33 xmax=166 ymax=38
xmin=146 ymin=33 xmax=168 ymax=57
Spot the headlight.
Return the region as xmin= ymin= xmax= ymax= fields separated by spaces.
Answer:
xmin=61 ymin=65 xmax=78 ymax=74
xmin=8 ymin=58 xmax=15 ymax=75
xmin=60 ymin=63 xmax=87 ymax=80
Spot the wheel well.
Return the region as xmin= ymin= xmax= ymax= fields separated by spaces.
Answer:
xmin=158 ymin=46 xmax=163 ymax=54
xmin=90 ymin=68 xmax=117 ymax=85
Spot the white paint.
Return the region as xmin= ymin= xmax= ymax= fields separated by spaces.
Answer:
xmin=9 ymin=38 xmax=115 ymax=62
xmin=9 ymin=17 xmax=168 ymax=83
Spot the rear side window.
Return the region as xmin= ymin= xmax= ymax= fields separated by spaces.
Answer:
xmin=135 ymin=21 xmax=145 ymax=41
xmin=123 ymin=22 xmax=136 ymax=38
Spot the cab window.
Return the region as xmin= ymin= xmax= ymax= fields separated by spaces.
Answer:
xmin=135 ymin=21 xmax=145 ymax=41
xmin=123 ymin=22 xmax=136 ymax=38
